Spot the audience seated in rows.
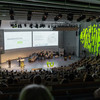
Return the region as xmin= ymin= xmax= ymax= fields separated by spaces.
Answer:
xmin=0 ymin=55 xmax=100 ymax=100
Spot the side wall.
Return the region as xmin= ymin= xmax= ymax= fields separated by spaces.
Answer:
xmin=63 ymin=31 xmax=77 ymax=55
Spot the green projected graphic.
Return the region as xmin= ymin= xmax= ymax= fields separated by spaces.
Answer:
xmin=47 ymin=61 xmax=54 ymax=67
xmin=17 ymin=41 xmax=23 ymax=44
xmin=80 ymin=24 xmax=100 ymax=55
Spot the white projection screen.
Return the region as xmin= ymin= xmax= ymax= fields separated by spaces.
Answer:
xmin=4 ymin=31 xmax=32 ymax=50
xmin=33 ymin=31 xmax=58 ymax=47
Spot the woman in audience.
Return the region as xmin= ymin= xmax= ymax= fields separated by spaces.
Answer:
xmin=19 ymin=84 xmax=54 ymax=100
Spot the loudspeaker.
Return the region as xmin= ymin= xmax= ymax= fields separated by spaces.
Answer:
xmin=27 ymin=11 xmax=32 ymax=20
xmin=9 ymin=9 xmax=14 ymax=20
xmin=0 ymin=20 xmax=1 ymax=27
xmin=76 ymin=31 xmax=77 ymax=36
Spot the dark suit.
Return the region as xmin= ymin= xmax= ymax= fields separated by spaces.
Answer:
xmin=8 ymin=60 xmax=11 ymax=68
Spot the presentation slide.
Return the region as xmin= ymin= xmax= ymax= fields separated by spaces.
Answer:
xmin=4 ymin=31 xmax=32 ymax=50
xmin=33 ymin=31 xmax=58 ymax=47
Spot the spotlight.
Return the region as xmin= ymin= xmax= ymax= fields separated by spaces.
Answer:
xmin=24 ymin=24 xmax=27 ymax=27
xmin=35 ymin=24 xmax=38 ymax=28
xmin=14 ymin=24 xmax=17 ymax=28
xmin=77 ymin=15 xmax=86 ymax=22
xmin=96 ymin=17 xmax=100 ymax=22
xmin=27 ymin=11 xmax=32 ymax=20
xmin=9 ymin=9 xmax=14 ymax=20
xmin=29 ymin=23 xmax=33 ymax=28
xmin=42 ymin=12 xmax=48 ymax=21
xmin=18 ymin=24 xmax=22 ymax=28
xmin=18 ymin=24 xmax=20 ymax=28
xmin=40 ymin=24 xmax=45 ymax=28
xmin=54 ymin=14 xmax=62 ymax=21
xmin=10 ymin=24 xmax=14 ymax=28
xmin=53 ymin=25 xmax=57 ymax=30
xmin=20 ymin=24 xmax=22 ymax=28
xmin=67 ymin=13 xmax=73 ymax=21
xmin=86 ymin=16 xmax=96 ymax=22
xmin=48 ymin=25 xmax=50 ymax=28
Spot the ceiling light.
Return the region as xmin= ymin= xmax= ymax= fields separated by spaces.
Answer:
xmin=96 ymin=16 xmax=100 ymax=22
xmin=9 ymin=9 xmax=14 ymax=20
xmin=54 ymin=14 xmax=62 ymax=21
xmin=27 ymin=11 xmax=32 ymax=20
xmin=67 ymin=13 xmax=73 ymax=21
xmin=42 ymin=12 xmax=48 ymax=21
xmin=29 ymin=23 xmax=33 ymax=28
xmin=24 ymin=24 xmax=27 ymax=27
xmin=35 ymin=24 xmax=38 ymax=28
xmin=77 ymin=15 xmax=86 ymax=22
xmin=86 ymin=16 xmax=96 ymax=22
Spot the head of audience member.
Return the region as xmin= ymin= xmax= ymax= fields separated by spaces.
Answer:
xmin=83 ymin=73 xmax=94 ymax=82
xmin=94 ymin=88 xmax=100 ymax=100
xmin=7 ymin=76 xmax=14 ymax=84
xmin=19 ymin=84 xmax=54 ymax=100
xmin=33 ymin=75 xmax=42 ymax=84
xmin=0 ymin=81 xmax=8 ymax=87
xmin=69 ymin=73 xmax=75 ymax=81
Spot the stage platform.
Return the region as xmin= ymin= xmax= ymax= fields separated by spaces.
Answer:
xmin=0 ymin=56 xmax=80 ymax=72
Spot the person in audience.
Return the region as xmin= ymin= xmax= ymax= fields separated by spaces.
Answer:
xmin=33 ymin=75 xmax=42 ymax=84
xmin=19 ymin=84 xmax=54 ymax=100
xmin=7 ymin=76 xmax=14 ymax=84
xmin=85 ymin=62 xmax=92 ymax=70
xmin=69 ymin=73 xmax=75 ymax=81
xmin=0 ymin=81 xmax=8 ymax=87
xmin=94 ymin=88 xmax=100 ymax=99
xmin=83 ymin=72 xmax=94 ymax=82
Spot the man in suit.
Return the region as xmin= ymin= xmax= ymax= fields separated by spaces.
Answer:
xmin=8 ymin=60 xmax=11 ymax=68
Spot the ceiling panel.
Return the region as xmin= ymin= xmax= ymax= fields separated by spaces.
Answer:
xmin=0 ymin=0 xmax=99 ymax=23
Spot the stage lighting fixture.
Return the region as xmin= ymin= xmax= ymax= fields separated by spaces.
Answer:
xmin=9 ymin=9 xmax=14 ymax=20
xmin=18 ymin=24 xmax=22 ymax=28
xmin=42 ymin=12 xmax=48 ymax=21
xmin=58 ymin=14 xmax=62 ymax=19
xmin=24 ymin=24 xmax=27 ymax=27
xmin=48 ymin=25 xmax=50 ymax=28
xmin=35 ymin=24 xmax=38 ymax=28
xmin=29 ymin=23 xmax=33 ymax=28
xmin=14 ymin=24 xmax=17 ymax=28
xmin=77 ymin=15 xmax=86 ymax=22
xmin=54 ymin=14 xmax=62 ymax=21
xmin=86 ymin=16 xmax=96 ymax=22
xmin=18 ymin=24 xmax=20 ymax=28
xmin=10 ymin=24 xmax=14 ymax=28
xmin=67 ymin=13 xmax=73 ymax=21
xmin=27 ymin=11 xmax=32 ymax=20
xmin=96 ymin=17 xmax=100 ymax=22
xmin=40 ymin=24 xmax=45 ymax=28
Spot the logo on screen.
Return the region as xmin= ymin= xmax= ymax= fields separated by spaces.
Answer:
xmin=17 ymin=41 xmax=23 ymax=44
xmin=47 ymin=61 xmax=54 ymax=67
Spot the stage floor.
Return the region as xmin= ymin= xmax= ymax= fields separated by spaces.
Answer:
xmin=0 ymin=56 xmax=80 ymax=71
